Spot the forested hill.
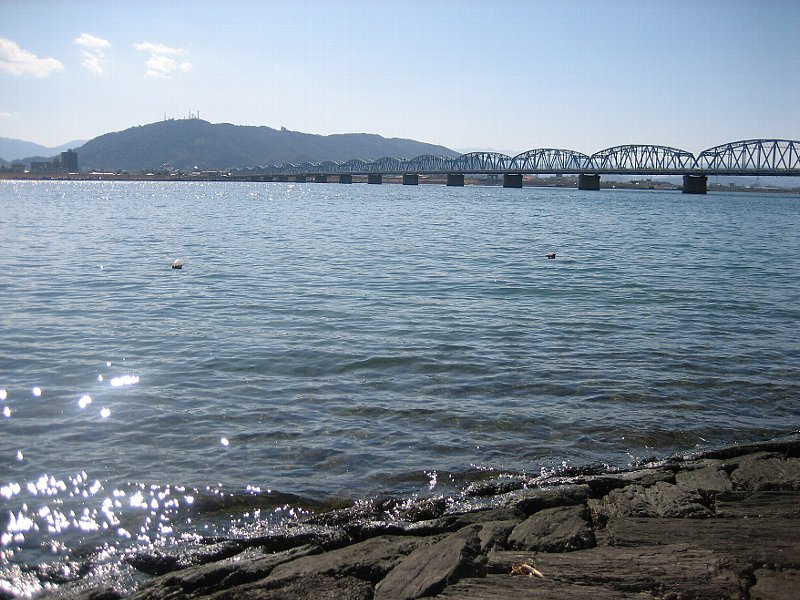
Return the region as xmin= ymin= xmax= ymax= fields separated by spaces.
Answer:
xmin=75 ymin=120 xmax=459 ymax=171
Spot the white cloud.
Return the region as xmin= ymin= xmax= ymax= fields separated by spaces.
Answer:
xmin=135 ymin=42 xmax=191 ymax=78
xmin=74 ymin=33 xmax=111 ymax=75
xmin=74 ymin=33 xmax=111 ymax=49
xmin=0 ymin=111 xmax=13 ymax=118
xmin=134 ymin=42 xmax=180 ymax=55
xmin=0 ymin=38 xmax=64 ymax=77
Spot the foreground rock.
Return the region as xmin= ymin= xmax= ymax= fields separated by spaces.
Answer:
xmin=46 ymin=439 xmax=800 ymax=600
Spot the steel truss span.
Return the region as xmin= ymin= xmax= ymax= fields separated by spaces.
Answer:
xmin=696 ymin=139 xmax=800 ymax=174
xmin=249 ymin=139 xmax=800 ymax=177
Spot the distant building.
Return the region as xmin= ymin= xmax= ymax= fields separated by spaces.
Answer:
xmin=61 ymin=149 xmax=78 ymax=172
xmin=31 ymin=161 xmax=54 ymax=173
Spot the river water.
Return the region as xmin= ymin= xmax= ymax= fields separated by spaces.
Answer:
xmin=1 ymin=180 xmax=798 ymax=595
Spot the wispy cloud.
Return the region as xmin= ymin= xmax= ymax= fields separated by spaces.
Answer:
xmin=0 ymin=111 xmax=14 ymax=118
xmin=0 ymin=38 xmax=64 ymax=77
xmin=74 ymin=33 xmax=111 ymax=75
xmin=134 ymin=42 xmax=192 ymax=79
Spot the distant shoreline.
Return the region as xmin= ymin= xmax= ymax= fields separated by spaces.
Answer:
xmin=1 ymin=171 xmax=797 ymax=194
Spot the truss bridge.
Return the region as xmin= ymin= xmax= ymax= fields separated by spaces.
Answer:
xmin=239 ymin=139 xmax=800 ymax=194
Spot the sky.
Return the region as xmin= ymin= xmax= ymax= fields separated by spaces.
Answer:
xmin=1 ymin=0 xmax=799 ymax=156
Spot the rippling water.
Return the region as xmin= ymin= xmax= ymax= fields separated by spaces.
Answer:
xmin=1 ymin=180 xmax=798 ymax=595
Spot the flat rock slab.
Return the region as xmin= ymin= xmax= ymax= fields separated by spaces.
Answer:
xmin=489 ymin=546 xmax=742 ymax=598
xmin=749 ymin=568 xmax=800 ymax=600
xmin=603 ymin=516 xmax=800 ymax=567
xmin=207 ymin=573 xmax=373 ymax=600
xmin=374 ymin=525 xmax=485 ymax=600
xmin=437 ymin=573 xmax=648 ymax=599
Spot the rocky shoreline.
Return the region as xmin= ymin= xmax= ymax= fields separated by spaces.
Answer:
xmin=35 ymin=438 xmax=800 ymax=600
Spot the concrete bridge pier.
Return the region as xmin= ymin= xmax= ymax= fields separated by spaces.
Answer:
xmin=682 ymin=174 xmax=707 ymax=194
xmin=261 ymin=175 xmax=274 ymax=182
xmin=294 ymin=175 xmax=307 ymax=183
xmin=503 ymin=174 xmax=523 ymax=188
xmin=447 ymin=173 xmax=465 ymax=187
xmin=578 ymin=174 xmax=601 ymax=190
xmin=403 ymin=173 xmax=419 ymax=185
xmin=314 ymin=175 xmax=328 ymax=183
xmin=277 ymin=175 xmax=288 ymax=182
xmin=338 ymin=174 xmax=353 ymax=184
xmin=368 ymin=174 xmax=382 ymax=184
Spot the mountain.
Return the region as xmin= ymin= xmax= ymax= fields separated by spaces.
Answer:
xmin=0 ymin=138 xmax=86 ymax=162
xmin=74 ymin=120 xmax=460 ymax=171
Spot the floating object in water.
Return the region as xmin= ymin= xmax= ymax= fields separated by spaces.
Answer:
xmin=546 ymin=253 xmax=556 ymax=259
xmin=171 ymin=259 xmax=183 ymax=269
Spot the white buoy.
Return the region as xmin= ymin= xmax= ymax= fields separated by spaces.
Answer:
xmin=172 ymin=259 xmax=183 ymax=269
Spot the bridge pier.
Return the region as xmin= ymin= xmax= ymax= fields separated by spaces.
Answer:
xmin=277 ymin=175 xmax=288 ymax=182
xmin=338 ymin=174 xmax=353 ymax=184
xmin=314 ymin=175 xmax=328 ymax=183
xmin=368 ymin=174 xmax=382 ymax=184
xmin=503 ymin=174 xmax=523 ymax=188
xmin=578 ymin=174 xmax=601 ymax=190
xmin=403 ymin=173 xmax=419 ymax=185
xmin=682 ymin=174 xmax=707 ymax=194
xmin=294 ymin=175 xmax=307 ymax=183
xmin=447 ymin=173 xmax=464 ymax=187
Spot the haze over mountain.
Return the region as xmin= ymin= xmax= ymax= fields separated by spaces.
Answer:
xmin=66 ymin=119 xmax=459 ymax=171
xmin=0 ymin=138 xmax=86 ymax=163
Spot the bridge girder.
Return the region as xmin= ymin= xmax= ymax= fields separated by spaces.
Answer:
xmin=696 ymin=139 xmax=800 ymax=173
xmin=320 ymin=160 xmax=342 ymax=174
xmin=297 ymin=162 xmax=319 ymax=174
xmin=450 ymin=152 xmax=512 ymax=173
xmin=589 ymin=145 xmax=696 ymax=173
xmin=509 ymin=148 xmax=590 ymax=172
xmin=404 ymin=155 xmax=452 ymax=173
xmin=369 ymin=157 xmax=406 ymax=173
xmin=340 ymin=159 xmax=372 ymax=174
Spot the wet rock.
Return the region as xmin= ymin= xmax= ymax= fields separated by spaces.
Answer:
xmin=264 ymin=535 xmax=425 ymax=584
xmin=589 ymin=480 xmax=713 ymax=522
xmin=506 ymin=505 xmax=595 ymax=552
xmin=129 ymin=545 xmax=320 ymax=600
xmin=729 ymin=454 xmax=800 ymax=491
xmin=407 ymin=506 xmax=525 ymax=535
xmin=477 ymin=520 xmax=520 ymax=552
xmin=374 ymin=525 xmax=485 ymax=600
xmin=57 ymin=590 xmax=124 ymax=600
xmin=511 ymin=485 xmax=591 ymax=515
xmin=675 ymin=462 xmax=733 ymax=493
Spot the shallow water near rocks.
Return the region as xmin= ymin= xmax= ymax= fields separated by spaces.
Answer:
xmin=1 ymin=180 xmax=798 ymax=595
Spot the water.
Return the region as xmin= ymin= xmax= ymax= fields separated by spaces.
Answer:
xmin=1 ymin=180 xmax=798 ymax=595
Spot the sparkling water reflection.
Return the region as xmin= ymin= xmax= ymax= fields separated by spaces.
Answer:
xmin=1 ymin=180 xmax=799 ymax=595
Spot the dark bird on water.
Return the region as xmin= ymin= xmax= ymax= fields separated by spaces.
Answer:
xmin=171 ymin=259 xmax=183 ymax=269
xmin=546 ymin=253 xmax=556 ymax=259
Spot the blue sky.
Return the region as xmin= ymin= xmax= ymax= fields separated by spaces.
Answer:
xmin=1 ymin=0 xmax=798 ymax=155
